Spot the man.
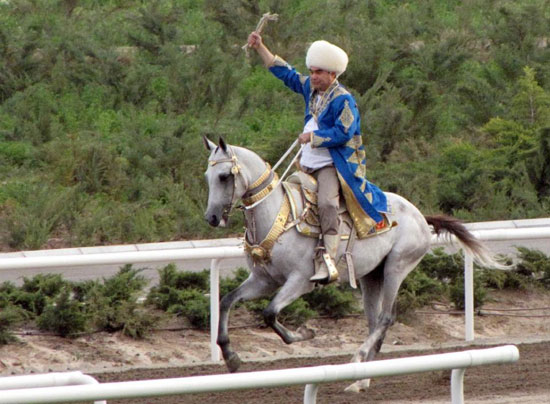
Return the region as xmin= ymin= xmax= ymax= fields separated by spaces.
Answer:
xmin=247 ymin=32 xmax=388 ymax=283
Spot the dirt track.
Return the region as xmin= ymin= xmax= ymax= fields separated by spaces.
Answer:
xmin=94 ymin=341 xmax=550 ymax=404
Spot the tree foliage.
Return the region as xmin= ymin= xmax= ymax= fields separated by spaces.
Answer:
xmin=1 ymin=0 xmax=549 ymax=250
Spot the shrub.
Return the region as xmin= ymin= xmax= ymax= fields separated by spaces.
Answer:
xmin=397 ymin=268 xmax=445 ymax=318
xmin=100 ymin=264 xmax=149 ymax=303
xmin=303 ymin=284 xmax=360 ymax=318
xmin=0 ymin=305 xmax=25 ymax=345
xmin=166 ymin=289 xmax=210 ymax=329
xmin=219 ymin=267 xmax=249 ymax=298
xmin=84 ymin=265 xmax=158 ymax=337
xmin=121 ymin=307 xmax=161 ymax=339
xmin=449 ymin=270 xmax=488 ymax=310
xmin=147 ymin=265 xmax=211 ymax=329
xmin=37 ymin=288 xmax=87 ymax=338
xmin=515 ymin=247 xmax=550 ymax=288
xmin=417 ymin=248 xmax=463 ymax=282
xmin=4 ymin=274 xmax=68 ymax=316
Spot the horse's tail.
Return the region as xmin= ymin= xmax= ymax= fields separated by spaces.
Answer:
xmin=425 ymin=215 xmax=509 ymax=269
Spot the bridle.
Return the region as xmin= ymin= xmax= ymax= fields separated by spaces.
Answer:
xmin=207 ymin=143 xmax=302 ymax=265
xmin=208 ymin=146 xmax=278 ymax=216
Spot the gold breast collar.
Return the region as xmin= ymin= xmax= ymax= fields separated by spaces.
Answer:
xmin=209 ymin=148 xmax=291 ymax=265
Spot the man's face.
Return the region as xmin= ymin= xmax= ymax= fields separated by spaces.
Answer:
xmin=309 ymin=67 xmax=336 ymax=92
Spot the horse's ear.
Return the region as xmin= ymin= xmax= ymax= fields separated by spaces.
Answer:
xmin=203 ymin=135 xmax=216 ymax=152
xmin=219 ymin=137 xmax=228 ymax=153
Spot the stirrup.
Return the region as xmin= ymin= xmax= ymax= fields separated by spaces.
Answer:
xmin=310 ymin=253 xmax=339 ymax=284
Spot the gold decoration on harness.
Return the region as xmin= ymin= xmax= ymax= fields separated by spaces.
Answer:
xmin=244 ymin=194 xmax=291 ymax=265
xmin=249 ymin=163 xmax=272 ymax=189
xmin=242 ymin=173 xmax=279 ymax=206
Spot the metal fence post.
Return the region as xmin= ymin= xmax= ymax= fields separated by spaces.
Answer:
xmin=210 ymin=258 xmax=221 ymax=362
xmin=464 ymin=252 xmax=474 ymax=341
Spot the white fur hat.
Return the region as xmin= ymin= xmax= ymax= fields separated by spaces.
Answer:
xmin=306 ymin=40 xmax=349 ymax=77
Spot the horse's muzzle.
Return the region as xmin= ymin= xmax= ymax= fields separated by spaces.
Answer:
xmin=205 ymin=211 xmax=229 ymax=228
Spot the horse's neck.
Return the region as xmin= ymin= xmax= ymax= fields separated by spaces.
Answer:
xmin=234 ymin=147 xmax=285 ymax=243
xmin=233 ymin=146 xmax=267 ymax=189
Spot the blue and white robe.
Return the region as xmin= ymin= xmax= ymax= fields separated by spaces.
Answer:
xmin=269 ymin=56 xmax=388 ymax=235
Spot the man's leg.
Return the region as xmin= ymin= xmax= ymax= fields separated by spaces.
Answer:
xmin=310 ymin=166 xmax=340 ymax=283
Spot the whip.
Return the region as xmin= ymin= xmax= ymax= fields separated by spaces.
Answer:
xmin=241 ymin=12 xmax=279 ymax=56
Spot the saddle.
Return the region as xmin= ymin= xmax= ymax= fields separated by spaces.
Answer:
xmin=282 ymin=171 xmax=392 ymax=240
xmin=282 ymin=171 xmax=395 ymax=288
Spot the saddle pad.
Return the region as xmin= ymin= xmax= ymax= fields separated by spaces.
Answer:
xmin=282 ymin=181 xmax=392 ymax=240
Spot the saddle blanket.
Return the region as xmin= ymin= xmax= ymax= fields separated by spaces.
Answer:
xmin=282 ymin=171 xmax=392 ymax=240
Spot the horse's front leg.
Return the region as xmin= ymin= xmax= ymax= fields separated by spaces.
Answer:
xmin=263 ymin=273 xmax=316 ymax=344
xmin=218 ymin=274 xmax=275 ymax=373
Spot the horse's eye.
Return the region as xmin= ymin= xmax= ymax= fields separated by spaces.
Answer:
xmin=218 ymin=173 xmax=231 ymax=182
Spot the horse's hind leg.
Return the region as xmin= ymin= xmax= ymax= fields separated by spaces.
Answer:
xmin=346 ymin=255 xmax=424 ymax=393
xmin=217 ymin=274 xmax=276 ymax=373
xmin=343 ymin=265 xmax=384 ymax=392
xmin=263 ymin=273 xmax=316 ymax=344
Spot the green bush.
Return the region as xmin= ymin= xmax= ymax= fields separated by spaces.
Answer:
xmin=166 ymin=289 xmax=210 ymax=329
xmin=37 ymin=288 xmax=87 ymax=338
xmin=278 ymin=299 xmax=317 ymax=326
xmin=449 ymin=270 xmax=488 ymax=310
xmin=397 ymin=268 xmax=446 ymax=318
xmin=147 ymin=265 xmax=210 ymax=329
xmin=417 ymin=248 xmax=464 ymax=282
xmin=303 ymin=284 xmax=360 ymax=318
xmin=0 ymin=304 xmax=25 ymax=345
xmin=515 ymin=247 xmax=550 ymax=287
xmin=86 ymin=265 xmax=157 ymax=335
xmin=120 ymin=306 xmax=161 ymax=339
xmin=219 ymin=267 xmax=250 ymax=298
xmin=2 ymin=274 xmax=69 ymax=316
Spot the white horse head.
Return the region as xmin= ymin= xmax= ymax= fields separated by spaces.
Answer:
xmin=203 ymin=136 xmax=267 ymax=227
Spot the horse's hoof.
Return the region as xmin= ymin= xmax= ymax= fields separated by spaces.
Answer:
xmin=225 ymin=352 xmax=242 ymax=373
xmin=344 ymin=379 xmax=370 ymax=393
xmin=297 ymin=326 xmax=315 ymax=340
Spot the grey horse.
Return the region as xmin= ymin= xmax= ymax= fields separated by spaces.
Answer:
xmin=203 ymin=136 xmax=502 ymax=392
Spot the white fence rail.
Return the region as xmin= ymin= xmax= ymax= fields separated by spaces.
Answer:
xmin=0 ymin=345 xmax=520 ymax=404
xmin=0 ymin=372 xmax=105 ymax=404
xmin=1 ymin=223 xmax=550 ymax=361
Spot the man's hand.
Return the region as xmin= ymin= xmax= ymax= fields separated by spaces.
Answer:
xmin=247 ymin=32 xmax=263 ymax=49
xmin=298 ymin=132 xmax=312 ymax=144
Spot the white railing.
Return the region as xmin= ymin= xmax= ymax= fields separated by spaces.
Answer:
xmin=1 ymin=224 xmax=549 ymax=361
xmin=0 ymin=372 xmax=105 ymax=404
xmin=0 ymin=345 xmax=519 ymax=404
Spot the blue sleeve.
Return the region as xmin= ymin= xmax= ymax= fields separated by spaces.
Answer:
xmin=311 ymin=95 xmax=360 ymax=148
xmin=268 ymin=56 xmax=309 ymax=97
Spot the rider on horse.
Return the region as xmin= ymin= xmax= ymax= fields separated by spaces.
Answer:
xmin=247 ymin=32 xmax=388 ymax=284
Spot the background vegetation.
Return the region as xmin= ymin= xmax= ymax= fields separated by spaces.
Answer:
xmin=0 ymin=0 xmax=549 ymax=251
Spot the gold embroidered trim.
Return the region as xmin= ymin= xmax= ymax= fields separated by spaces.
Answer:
xmin=249 ymin=163 xmax=272 ymax=189
xmin=244 ymin=194 xmax=291 ymax=265
xmin=340 ymin=100 xmax=354 ymax=133
xmin=242 ymin=173 xmax=279 ymax=206
xmin=338 ymin=173 xmax=377 ymax=238
xmin=308 ymin=80 xmax=339 ymax=120
xmin=270 ymin=55 xmax=288 ymax=68
xmin=312 ymin=133 xmax=330 ymax=147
